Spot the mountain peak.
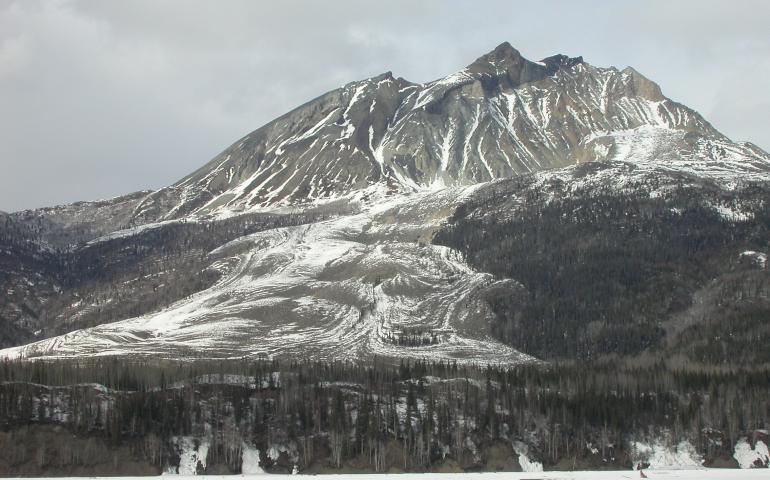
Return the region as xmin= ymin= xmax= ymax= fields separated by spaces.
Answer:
xmin=117 ymin=41 xmax=727 ymax=221
xmin=482 ymin=41 xmax=522 ymax=61
xmin=467 ymin=41 xmax=523 ymax=74
xmin=466 ymin=42 xmax=578 ymax=89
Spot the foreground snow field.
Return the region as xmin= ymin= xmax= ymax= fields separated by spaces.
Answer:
xmin=12 ymin=472 xmax=769 ymax=479
xmin=300 ymin=474 xmax=764 ymax=479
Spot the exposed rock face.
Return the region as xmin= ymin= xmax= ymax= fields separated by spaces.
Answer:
xmin=540 ymin=54 xmax=584 ymax=75
xmin=465 ymin=42 xmax=549 ymax=87
xmin=112 ymin=42 xmax=719 ymax=222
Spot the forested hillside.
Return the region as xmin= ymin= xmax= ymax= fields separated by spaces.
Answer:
xmin=434 ymin=166 xmax=770 ymax=365
xmin=0 ymin=210 xmax=327 ymax=348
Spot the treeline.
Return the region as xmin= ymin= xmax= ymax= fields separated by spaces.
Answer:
xmin=0 ymin=358 xmax=767 ymax=472
xmin=434 ymin=178 xmax=770 ymax=365
xmin=384 ymin=328 xmax=444 ymax=347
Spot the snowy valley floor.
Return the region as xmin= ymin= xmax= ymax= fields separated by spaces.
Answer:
xmin=9 ymin=472 xmax=769 ymax=479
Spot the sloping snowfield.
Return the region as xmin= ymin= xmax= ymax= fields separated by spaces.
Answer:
xmin=1 ymin=185 xmax=532 ymax=364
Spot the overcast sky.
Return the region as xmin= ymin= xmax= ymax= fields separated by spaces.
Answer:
xmin=1 ymin=0 xmax=768 ymax=212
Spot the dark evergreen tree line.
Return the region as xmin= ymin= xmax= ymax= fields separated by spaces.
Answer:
xmin=0 ymin=358 xmax=767 ymax=472
xmin=434 ymin=179 xmax=770 ymax=364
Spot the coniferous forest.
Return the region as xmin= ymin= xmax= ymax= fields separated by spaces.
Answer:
xmin=435 ymin=174 xmax=770 ymax=365
xmin=0 ymin=357 xmax=768 ymax=475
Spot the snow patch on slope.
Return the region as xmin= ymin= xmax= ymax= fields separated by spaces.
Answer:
xmin=630 ymin=439 xmax=704 ymax=470
xmin=733 ymin=438 xmax=770 ymax=469
xmin=171 ymin=436 xmax=210 ymax=475
xmin=512 ymin=440 xmax=543 ymax=472
xmin=740 ymin=251 xmax=767 ymax=269
xmin=241 ymin=442 xmax=264 ymax=474
xmin=87 ymin=219 xmax=194 ymax=245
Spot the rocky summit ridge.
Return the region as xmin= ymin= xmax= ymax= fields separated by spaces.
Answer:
xmin=26 ymin=41 xmax=729 ymax=227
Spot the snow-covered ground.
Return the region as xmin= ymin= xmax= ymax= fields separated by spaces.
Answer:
xmin=734 ymin=438 xmax=770 ymax=469
xmin=629 ymin=440 xmax=703 ymax=470
xmin=0 ymin=185 xmax=532 ymax=364
xmin=10 ymin=471 xmax=766 ymax=479
xmin=293 ymin=473 xmax=760 ymax=479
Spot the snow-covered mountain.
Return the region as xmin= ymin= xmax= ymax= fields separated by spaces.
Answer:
xmin=123 ymin=42 xmax=728 ymax=221
xmin=2 ymin=43 xmax=769 ymax=363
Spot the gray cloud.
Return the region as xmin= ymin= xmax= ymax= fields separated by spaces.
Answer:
xmin=1 ymin=0 xmax=768 ymax=211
